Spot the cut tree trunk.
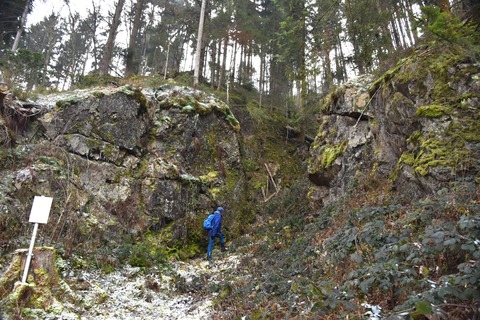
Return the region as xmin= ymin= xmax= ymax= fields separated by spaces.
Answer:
xmin=0 ymin=247 xmax=62 ymax=315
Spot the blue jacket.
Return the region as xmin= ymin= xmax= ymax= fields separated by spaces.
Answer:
xmin=209 ymin=211 xmax=223 ymax=236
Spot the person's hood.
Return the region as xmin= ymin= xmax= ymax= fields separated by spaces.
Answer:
xmin=217 ymin=207 xmax=224 ymax=213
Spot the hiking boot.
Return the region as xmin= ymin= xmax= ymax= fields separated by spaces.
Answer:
xmin=207 ymin=255 xmax=213 ymax=262
xmin=221 ymin=246 xmax=228 ymax=252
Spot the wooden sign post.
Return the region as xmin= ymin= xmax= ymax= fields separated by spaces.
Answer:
xmin=21 ymin=196 xmax=53 ymax=284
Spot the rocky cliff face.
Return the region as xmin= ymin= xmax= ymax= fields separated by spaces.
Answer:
xmin=0 ymin=84 xmax=244 ymax=260
xmin=308 ymin=49 xmax=480 ymax=206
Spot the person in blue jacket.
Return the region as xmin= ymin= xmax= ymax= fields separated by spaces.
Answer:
xmin=207 ymin=207 xmax=227 ymax=261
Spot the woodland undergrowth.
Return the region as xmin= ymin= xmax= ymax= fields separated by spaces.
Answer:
xmin=212 ymin=178 xmax=479 ymax=319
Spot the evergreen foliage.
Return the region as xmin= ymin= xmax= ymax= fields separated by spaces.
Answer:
xmin=0 ymin=48 xmax=44 ymax=90
xmin=0 ymin=0 xmax=30 ymax=49
xmin=0 ymin=0 xmax=468 ymax=93
xmin=420 ymin=6 xmax=480 ymax=49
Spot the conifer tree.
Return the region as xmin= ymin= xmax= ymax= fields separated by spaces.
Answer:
xmin=0 ymin=0 xmax=28 ymax=48
xmin=274 ymin=0 xmax=308 ymax=136
xmin=25 ymin=13 xmax=61 ymax=87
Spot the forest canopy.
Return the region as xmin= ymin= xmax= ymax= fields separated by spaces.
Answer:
xmin=0 ymin=0 xmax=478 ymax=105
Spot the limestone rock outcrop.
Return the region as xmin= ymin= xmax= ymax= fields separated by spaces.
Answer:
xmin=308 ymin=50 xmax=480 ymax=205
xmin=0 ymin=84 xmax=244 ymax=260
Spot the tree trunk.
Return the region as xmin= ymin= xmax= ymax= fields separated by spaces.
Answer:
xmin=333 ymin=42 xmax=341 ymax=85
xmin=42 ymin=17 xmax=58 ymax=86
xmin=0 ymin=247 xmax=62 ymax=315
xmin=125 ymin=0 xmax=145 ymax=77
xmin=338 ymin=38 xmax=348 ymax=82
xmin=210 ymin=40 xmax=217 ymax=87
xmin=202 ymin=42 xmax=208 ymax=81
xmin=259 ymin=49 xmax=264 ymax=108
xmin=396 ymin=15 xmax=408 ymax=49
xmin=217 ymin=39 xmax=222 ymax=84
xmin=323 ymin=32 xmax=333 ymax=91
xmin=164 ymin=41 xmax=171 ymax=79
xmin=392 ymin=2 xmax=407 ymax=49
xmin=99 ymin=0 xmax=125 ymax=75
xmin=439 ymin=0 xmax=450 ymax=12
xmin=238 ymin=45 xmax=244 ymax=85
xmin=404 ymin=0 xmax=420 ymax=44
xmin=142 ymin=5 xmax=156 ymax=75
xmin=193 ymin=0 xmax=207 ymax=87
xmin=215 ymin=39 xmax=221 ymax=85
xmin=91 ymin=2 xmax=100 ymax=70
xmin=231 ymin=40 xmax=237 ymax=82
xmin=299 ymin=6 xmax=307 ymax=141
xmin=400 ymin=0 xmax=416 ymax=46
xmin=217 ymin=35 xmax=228 ymax=90
xmin=269 ymin=56 xmax=289 ymax=108
xmin=66 ymin=14 xmax=79 ymax=89
xmin=249 ymin=41 xmax=253 ymax=84
xmin=376 ymin=0 xmax=396 ymax=52
xmin=11 ymin=0 xmax=30 ymax=52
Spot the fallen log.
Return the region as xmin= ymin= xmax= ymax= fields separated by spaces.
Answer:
xmin=285 ymin=125 xmax=315 ymax=143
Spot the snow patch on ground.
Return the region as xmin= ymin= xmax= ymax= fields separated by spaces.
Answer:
xmin=29 ymin=254 xmax=240 ymax=319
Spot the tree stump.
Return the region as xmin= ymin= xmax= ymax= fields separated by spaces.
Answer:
xmin=0 ymin=247 xmax=61 ymax=318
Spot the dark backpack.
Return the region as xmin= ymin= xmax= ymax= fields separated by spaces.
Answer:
xmin=203 ymin=213 xmax=215 ymax=230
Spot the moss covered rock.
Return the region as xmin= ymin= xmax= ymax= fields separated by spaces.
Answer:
xmin=309 ymin=47 xmax=480 ymax=205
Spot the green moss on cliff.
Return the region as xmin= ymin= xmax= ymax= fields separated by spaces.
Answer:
xmin=416 ymin=104 xmax=450 ymax=118
xmin=200 ymin=171 xmax=219 ymax=184
xmin=76 ymin=74 xmax=119 ymax=88
xmin=448 ymin=119 xmax=480 ymax=142
xmin=321 ymin=86 xmax=345 ymax=113
xmin=398 ymin=135 xmax=472 ymax=176
xmin=224 ymin=111 xmax=241 ymax=132
xmin=55 ymin=96 xmax=80 ymax=108
xmin=119 ymin=85 xmax=148 ymax=112
xmin=157 ymin=88 xmax=240 ymax=131
xmin=371 ymin=42 xmax=479 ymax=183
xmin=369 ymin=61 xmax=404 ymax=95
xmin=92 ymin=91 xmax=105 ymax=99
xmin=321 ymin=142 xmax=347 ymax=168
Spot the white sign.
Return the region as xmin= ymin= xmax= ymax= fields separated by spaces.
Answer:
xmin=28 ymin=196 xmax=53 ymax=224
